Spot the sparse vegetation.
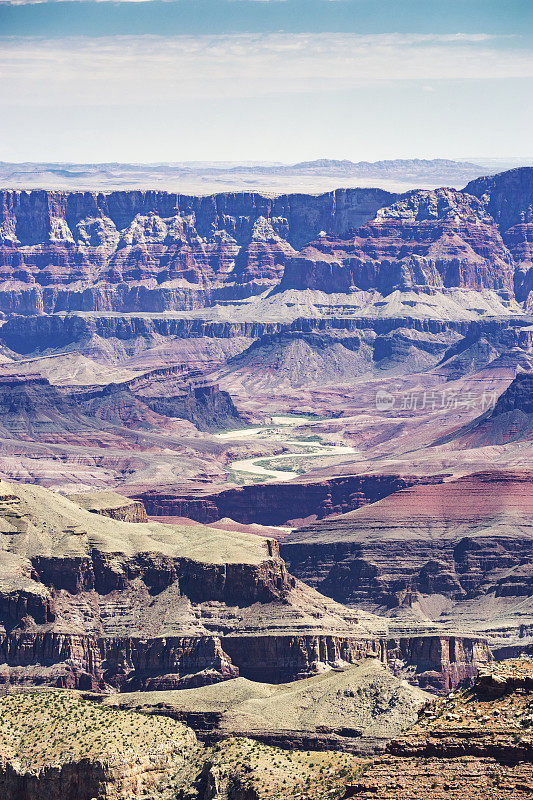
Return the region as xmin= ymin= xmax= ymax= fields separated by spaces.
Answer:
xmin=0 ymin=690 xmax=372 ymax=799
xmin=205 ymin=737 xmax=369 ymax=800
xmin=0 ymin=690 xmax=196 ymax=771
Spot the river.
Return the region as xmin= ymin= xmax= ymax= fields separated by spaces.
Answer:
xmin=215 ymin=416 xmax=357 ymax=482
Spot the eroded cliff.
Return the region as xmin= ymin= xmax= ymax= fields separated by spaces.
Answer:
xmin=0 ymin=479 xmax=491 ymax=693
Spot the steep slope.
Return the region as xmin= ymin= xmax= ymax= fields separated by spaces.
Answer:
xmin=219 ymin=328 xmax=456 ymax=392
xmin=66 ymin=490 xmax=148 ymax=523
xmin=0 ymin=478 xmax=369 ymax=690
xmin=345 ymin=659 xmax=533 ymax=799
xmin=0 ymin=660 xmax=530 ymax=800
xmin=441 ymin=371 xmax=533 ymax=446
xmin=0 ymin=187 xmax=394 ymax=314
xmin=465 ymin=167 xmax=533 ymax=301
xmin=106 ymin=658 xmax=430 ymax=753
xmin=0 ymin=352 xmax=139 ymax=385
xmin=0 ymin=363 xmax=243 ymax=436
xmin=280 ymin=188 xmax=515 ymax=295
xmin=434 ymin=317 xmax=533 ymax=381
xmin=0 ymin=480 xmax=490 ymax=693
xmin=0 ymin=689 xmax=369 ymax=800
xmin=280 ymin=471 xmax=533 ymax=652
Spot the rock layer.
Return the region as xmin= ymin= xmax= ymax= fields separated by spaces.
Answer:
xmin=346 ymin=659 xmax=533 ymax=799
xmin=280 ymin=471 xmax=533 ymax=651
xmin=280 ymin=188 xmax=516 ymax=295
xmin=0 ymin=187 xmax=394 ymax=314
xmin=136 ymin=474 xmax=443 ymax=526
xmin=0 ymin=479 xmax=491 ymax=693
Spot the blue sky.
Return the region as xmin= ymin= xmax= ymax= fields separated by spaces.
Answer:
xmin=0 ymin=0 xmax=531 ymax=163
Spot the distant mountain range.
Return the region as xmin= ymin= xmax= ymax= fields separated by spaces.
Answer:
xmin=0 ymin=157 xmax=523 ymax=194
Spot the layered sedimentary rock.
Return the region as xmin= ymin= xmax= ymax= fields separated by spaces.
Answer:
xmin=0 ymin=171 xmax=529 ymax=317
xmin=465 ymin=167 xmax=533 ymax=301
xmin=344 ymin=659 xmax=533 ymax=799
xmin=0 ymin=688 xmax=371 ymax=800
xmin=222 ymin=633 xmax=488 ymax=693
xmin=280 ymin=188 xmax=516 ymax=295
xmin=66 ymin=491 xmax=148 ymax=523
xmin=105 ymin=659 xmax=430 ymax=754
xmin=280 ymin=471 xmax=533 ymax=651
xmin=0 ymin=187 xmax=394 ymax=314
xmin=434 ymin=316 xmax=533 ymax=380
xmin=0 ymin=374 xmax=83 ymax=435
xmin=0 ymin=479 xmax=491 ymax=693
xmin=0 ymin=309 xmax=474 ymax=363
xmin=136 ymin=474 xmax=442 ymax=526
xmin=0 ymin=366 xmax=242 ymax=434
xmin=448 ymin=371 xmax=533 ymax=445
xmin=0 ymin=660 xmax=530 ymax=800
xmin=122 ymin=363 xmax=244 ymax=431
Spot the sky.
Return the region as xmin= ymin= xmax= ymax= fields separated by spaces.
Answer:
xmin=0 ymin=0 xmax=532 ymax=164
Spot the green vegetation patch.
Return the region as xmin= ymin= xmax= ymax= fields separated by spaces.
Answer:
xmin=0 ymin=690 xmax=196 ymax=771
xmin=207 ymin=737 xmax=369 ymax=800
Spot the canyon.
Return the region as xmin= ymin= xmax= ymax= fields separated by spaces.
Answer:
xmin=0 ymin=658 xmax=530 ymax=800
xmin=0 ymin=479 xmax=491 ymax=696
xmin=280 ymin=471 xmax=533 ymax=655
xmin=0 ymin=165 xmax=531 ymax=798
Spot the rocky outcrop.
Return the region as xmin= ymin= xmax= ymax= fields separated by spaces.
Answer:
xmin=0 ymin=480 xmax=491 ymax=694
xmin=222 ymin=634 xmax=490 ymax=693
xmin=0 ymin=630 xmax=241 ymax=692
xmin=0 ymin=366 xmax=243 ymax=434
xmin=280 ymin=188 xmax=516 ymax=295
xmin=465 ymin=167 xmax=533 ymax=240
xmin=222 ymin=635 xmax=383 ymax=683
xmin=0 ymin=628 xmax=490 ymax=696
xmin=0 ymin=660 xmax=531 ymax=800
xmin=465 ymin=167 xmax=533 ymax=302
xmin=434 ymin=316 xmax=533 ymax=380
xmin=80 ymin=372 xmax=243 ymax=432
xmin=67 ymin=491 xmax=148 ymax=523
xmin=442 ymin=372 xmax=533 ymax=446
xmin=280 ymin=471 xmax=533 ymax=651
xmin=0 ymin=480 xmax=301 ymax=690
xmin=124 ymin=364 xmax=244 ymax=431
xmin=384 ymin=636 xmax=491 ymax=694
xmin=0 ymin=170 xmax=531 ymax=316
xmin=0 ymin=308 xmax=478 ymax=361
xmin=136 ymin=474 xmax=443 ymax=526
xmin=341 ymin=659 xmax=533 ymax=799
xmin=0 ymin=374 xmax=76 ymax=419
xmin=0 ymin=753 xmax=188 ymax=800
xmin=281 ymin=471 xmax=533 ymax=601
xmin=0 ymin=187 xmax=394 ymax=314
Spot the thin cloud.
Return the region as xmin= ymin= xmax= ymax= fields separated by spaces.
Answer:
xmin=0 ymin=33 xmax=531 ymax=106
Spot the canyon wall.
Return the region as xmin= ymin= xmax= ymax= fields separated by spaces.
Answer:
xmin=0 ymin=187 xmax=395 ymax=314
xmin=279 ymin=188 xmax=517 ymax=295
xmin=0 ymin=170 xmax=531 ymax=314
xmin=280 ymin=472 xmax=533 ymax=606
xmin=136 ymin=475 xmax=444 ymax=526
